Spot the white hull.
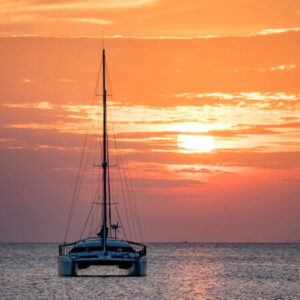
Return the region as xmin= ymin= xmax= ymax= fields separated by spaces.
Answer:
xmin=57 ymin=256 xmax=76 ymax=276
xmin=129 ymin=256 xmax=147 ymax=276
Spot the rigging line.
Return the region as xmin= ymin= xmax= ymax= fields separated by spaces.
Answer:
xmin=107 ymin=133 xmax=112 ymax=234
xmin=112 ymin=130 xmax=133 ymax=239
xmin=107 ymin=103 xmax=133 ymax=240
xmin=64 ymin=129 xmax=99 ymax=242
xmin=131 ymin=192 xmax=144 ymax=242
xmin=113 ymin=128 xmax=139 ymax=240
xmin=97 ymin=140 xmax=103 ymax=233
xmin=106 ymin=56 xmax=143 ymax=241
xmin=120 ymin=160 xmax=138 ymax=241
xmin=125 ymin=176 xmax=144 ymax=242
xmin=115 ymin=206 xmax=128 ymax=240
xmin=65 ymin=103 xmax=101 ymax=243
xmin=114 ymin=128 xmax=139 ymax=241
xmin=92 ymin=194 xmax=101 ymax=236
xmin=104 ymin=51 xmax=114 ymax=231
xmin=88 ymin=132 xmax=99 ymax=223
xmin=112 ymin=129 xmax=133 ymax=238
xmin=119 ymin=150 xmax=138 ymax=240
xmin=116 ymin=130 xmax=143 ymax=242
xmin=105 ymin=82 xmax=115 ymax=236
xmin=120 ymin=149 xmax=144 ymax=242
xmin=67 ymin=129 xmax=94 ymax=234
xmin=79 ymin=205 xmax=93 ymax=240
xmin=94 ymin=144 xmax=103 ymax=235
xmin=90 ymin=134 xmax=100 ymax=200
xmin=106 ymin=60 xmax=126 ymax=235
xmin=106 ymin=113 xmax=119 ymax=236
xmin=63 ymin=58 xmax=103 ymax=243
xmin=88 ymin=204 xmax=95 ymax=237
xmin=63 ymin=133 xmax=88 ymax=243
xmin=115 ymin=129 xmax=143 ymax=242
xmin=109 ymin=99 xmax=132 ymax=237
xmin=119 ymin=157 xmax=133 ymax=239
xmin=89 ymin=172 xmax=101 ymax=237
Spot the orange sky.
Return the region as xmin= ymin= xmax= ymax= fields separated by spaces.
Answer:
xmin=0 ymin=1 xmax=300 ymax=242
xmin=1 ymin=0 xmax=300 ymax=37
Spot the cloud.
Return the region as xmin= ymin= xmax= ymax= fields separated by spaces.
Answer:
xmin=129 ymin=27 xmax=300 ymax=40
xmin=239 ymin=27 xmax=300 ymax=38
xmin=2 ymin=102 xmax=54 ymax=110
xmin=0 ymin=0 xmax=157 ymax=13
xmin=65 ymin=18 xmax=114 ymax=25
xmin=257 ymin=27 xmax=300 ymax=36
xmin=175 ymin=92 xmax=299 ymax=101
xmin=0 ymin=0 xmax=154 ymax=35
xmin=58 ymin=78 xmax=78 ymax=83
xmin=124 ymin=150 xmax=300 ymax=170
xmin=135 ymin=34 xmax=219 ymax=40
xmin=232 ymin=64 xmax=296 ymax=73
xmin=0 ymin=138 xmax=15 ymax=143
xmin=265 ymin=64 xmax=296 ymax=71
xmin=2 ymin=93 xmax=300 ymax=159
xmin=1 ymin=1 xmax=300 ymax=39
xmin=133 ymin=177 xmax=205 ymax=189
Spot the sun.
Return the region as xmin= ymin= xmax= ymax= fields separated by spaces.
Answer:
xmin=177 ymin=135 xmax=214 ymax=153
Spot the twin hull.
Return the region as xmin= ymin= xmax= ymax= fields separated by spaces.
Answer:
xmin=57 ymin=255 xmax=147 ymax=276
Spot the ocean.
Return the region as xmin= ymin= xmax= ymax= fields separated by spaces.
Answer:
xmin=0 ymin=243 xmax=299 ymax=299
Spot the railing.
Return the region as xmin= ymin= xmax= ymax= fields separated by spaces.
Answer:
xmin=126 ymin=240 xmax=147 ymax=258
xmin=59 ymin=241 xmax=78 ymax=256
xmin=59 ymin=239 xmax=147 ymax=258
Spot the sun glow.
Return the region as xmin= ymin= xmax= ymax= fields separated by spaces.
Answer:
xmin=177 ymin=135 xmax=214 ymax=153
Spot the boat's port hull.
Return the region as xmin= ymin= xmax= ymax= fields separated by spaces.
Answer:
xmin=57 ymin=256 xmax=76 ymax=276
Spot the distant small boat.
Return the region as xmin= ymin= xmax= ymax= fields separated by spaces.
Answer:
xmin=57 ymin=47 xmax=147 ymax=277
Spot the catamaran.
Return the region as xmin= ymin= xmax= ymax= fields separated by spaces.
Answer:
xmin=57 ymin=48 xmax=147 ymax=276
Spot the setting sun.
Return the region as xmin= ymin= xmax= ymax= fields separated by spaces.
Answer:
xmin=177 ymin=135 xmax=214 ymax=153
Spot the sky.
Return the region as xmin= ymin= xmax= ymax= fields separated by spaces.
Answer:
xmin=0 ymin=0 xmax=300 ymax=242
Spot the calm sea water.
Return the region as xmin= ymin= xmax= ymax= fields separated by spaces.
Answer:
xmin=0 ymin=243 xmax=299 ymax=299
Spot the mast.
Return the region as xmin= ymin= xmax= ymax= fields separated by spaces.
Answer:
xmin=102 ymin=49 xmax=108 ymax=255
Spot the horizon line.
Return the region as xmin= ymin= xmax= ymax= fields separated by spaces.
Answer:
xmin=0 ymin=241 xmax=299 ymax=244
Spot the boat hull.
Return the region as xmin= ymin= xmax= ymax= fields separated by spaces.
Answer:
xmin=58 ymin=238 xmax=147 ymax=276
xmin=129 ymin=256 xmax=147 ymax=276
xmin=57 ymin=256 xmax=76 ymax=276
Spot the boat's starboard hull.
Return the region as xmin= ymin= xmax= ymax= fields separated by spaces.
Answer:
xmin=129 ymin=256 xmax=147 ymax=276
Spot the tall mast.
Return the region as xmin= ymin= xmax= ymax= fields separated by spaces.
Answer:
xmin=102 ymin=49 xmax=108 ymax=255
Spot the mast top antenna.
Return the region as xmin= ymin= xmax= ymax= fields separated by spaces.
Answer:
xmin=102 ymin=31 xmax=105 ymax=49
